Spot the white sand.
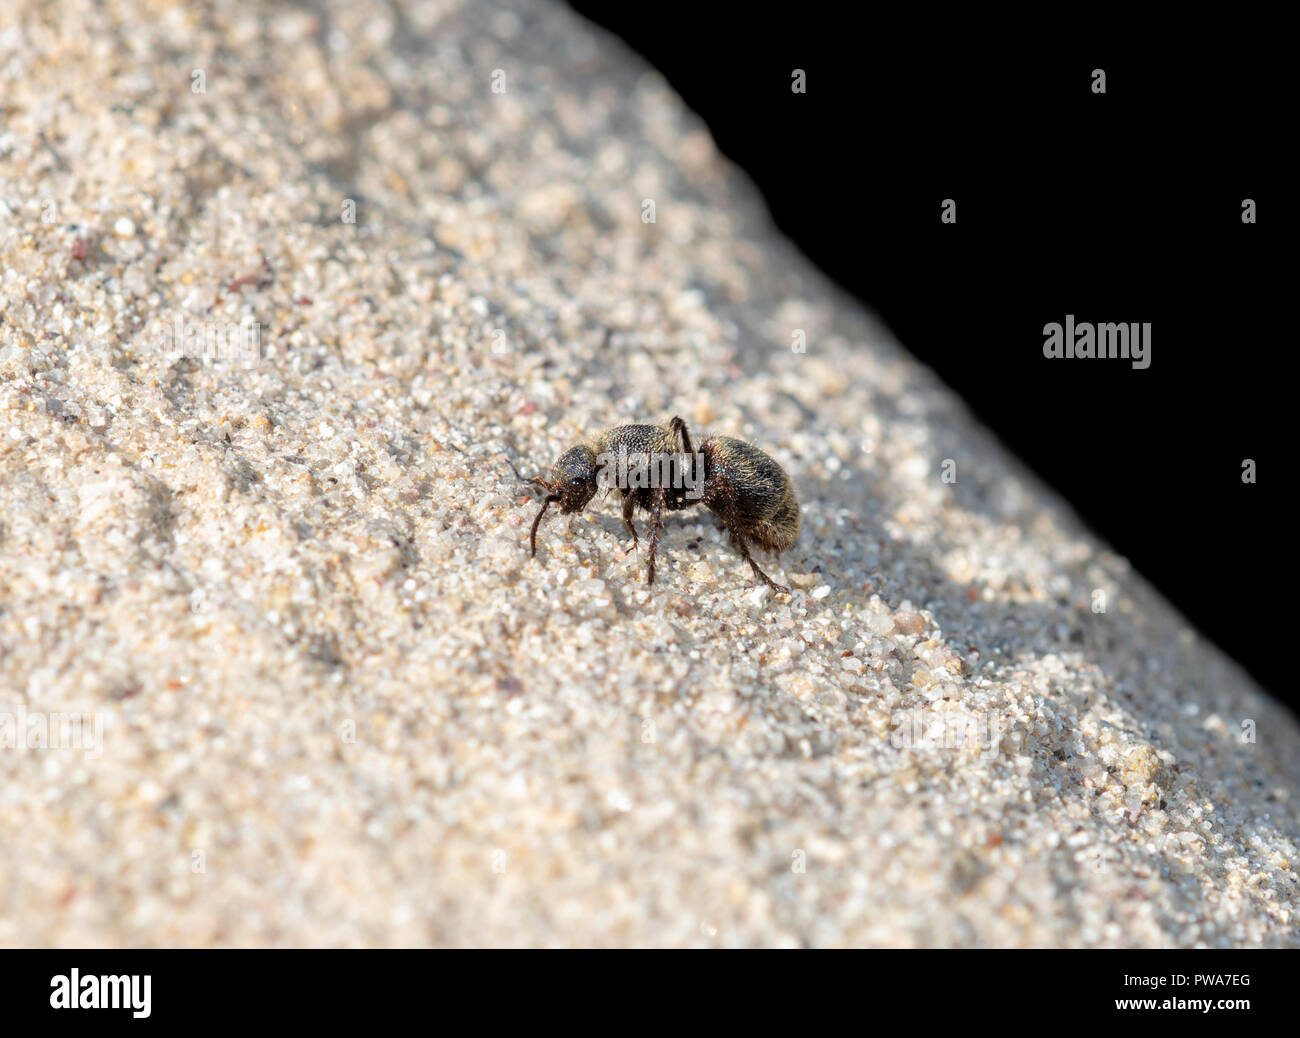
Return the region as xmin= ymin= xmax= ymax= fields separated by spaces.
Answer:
xmin=0 ymin=0 xmax=1296 ymax=947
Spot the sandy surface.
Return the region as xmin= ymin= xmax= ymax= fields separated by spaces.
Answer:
xmin=1 ymin=0 xmax=1297 ymax=947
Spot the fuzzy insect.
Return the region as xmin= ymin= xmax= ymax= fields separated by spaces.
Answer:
xmin=669 ymin=417 xmax=801 ymax=593
xmin=526 ymin=416 xmax=799 ymax=594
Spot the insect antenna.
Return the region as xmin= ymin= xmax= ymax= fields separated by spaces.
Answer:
xmin=504 ymin=455 xmax=533 ymax=485
xmin=530 ymin=492 xmax=561 ymax=557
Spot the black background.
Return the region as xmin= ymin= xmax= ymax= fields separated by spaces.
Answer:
xmin=569 ymin=5 xmax=1289 ymax=710
xmin=0 ymin=947 xmax=1285 ymax=1022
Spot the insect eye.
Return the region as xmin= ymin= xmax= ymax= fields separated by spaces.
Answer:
xmin=570 ymin=478 xmax=585 ymax=487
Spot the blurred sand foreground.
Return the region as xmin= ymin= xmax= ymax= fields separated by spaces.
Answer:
xmin=0 ymin=0 xmax=1296 ymax=946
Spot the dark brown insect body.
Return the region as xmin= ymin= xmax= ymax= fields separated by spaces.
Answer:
xmin=672 ymin=418 xmax=801 ymax=593
xmin=527 ymin=417 xmax=800 ymax=594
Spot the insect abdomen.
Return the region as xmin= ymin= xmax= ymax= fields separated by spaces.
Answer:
xmin=703 ymin=436 xmax=800 ymax=552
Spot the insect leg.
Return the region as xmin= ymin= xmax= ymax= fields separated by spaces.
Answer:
xmin=621 ymin=490 xmax=639 ymax=549
xmin=646 ymin=486 xmax=666 ymax=584
xmin=669 ymin=415 xmax=694 ymax=455
xmin=719 ymin=510 xmax=790 ymax=595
